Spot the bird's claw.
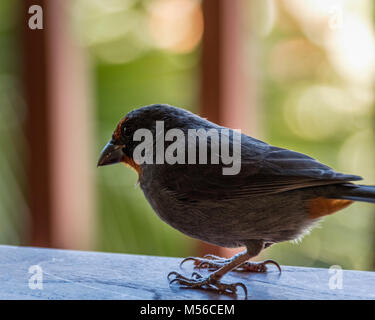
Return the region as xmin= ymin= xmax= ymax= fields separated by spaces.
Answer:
xmin=179 ymin=256 xmax=201 ymax=268
xmin=236 ymin=259 xmax=282 ymax=273
xmin=168 ymin=271 xmax=247 ymax=298
xmin=180 ymin=256 xmax=229 ymax=271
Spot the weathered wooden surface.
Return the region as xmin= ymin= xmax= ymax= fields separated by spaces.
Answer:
xmin=0 ymin=245 xmax=374 ymax=300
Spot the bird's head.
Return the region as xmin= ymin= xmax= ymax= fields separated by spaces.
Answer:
xmin=97 ymin=104 xmax=201 ymax=172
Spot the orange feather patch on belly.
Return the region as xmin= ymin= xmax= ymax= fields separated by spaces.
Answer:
xmin=307 ymin=197 xmax=353 ymax=219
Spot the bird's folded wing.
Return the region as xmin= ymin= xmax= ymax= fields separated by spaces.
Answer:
xmin=159 ymin=144 xmax=362 ymax=201
xmin=259 ymin=146 xmax=361 ymax=181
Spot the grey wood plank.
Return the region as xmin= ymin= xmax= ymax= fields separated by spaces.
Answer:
xmin=0 ymin=245 xmax=374 ymax=300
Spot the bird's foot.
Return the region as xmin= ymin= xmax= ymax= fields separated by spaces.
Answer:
xmin=168 ymin=271 xmax=247 ymax=297
xmin=181 ymin=255 xmax=281 ymax=273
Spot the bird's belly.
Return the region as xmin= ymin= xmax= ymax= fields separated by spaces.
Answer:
xmin=141 ymin=185 xmax=315 ymax=247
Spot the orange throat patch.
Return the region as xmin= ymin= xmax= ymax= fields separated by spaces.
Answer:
xmin=122 ymin=155 xmax=141 ymax=175
xmin=308 ymin=197 xmax=354 ymax=219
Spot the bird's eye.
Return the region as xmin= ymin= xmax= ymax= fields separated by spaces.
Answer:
xmin=123 ymin=126 xmax=132 ymax=136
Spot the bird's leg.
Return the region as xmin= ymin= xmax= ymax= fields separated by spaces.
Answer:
xmin=168 ymin=250 xmax=251 ymax=297
xmin=168 ymin=240 xmax=270 ymax=298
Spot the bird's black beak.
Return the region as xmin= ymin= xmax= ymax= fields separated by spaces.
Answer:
xmin=97 ymin=142 xmax=125 ymax=167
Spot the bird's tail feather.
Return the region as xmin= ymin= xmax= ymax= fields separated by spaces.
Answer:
xmin=331 ymin=184 xmax=375 ymax=204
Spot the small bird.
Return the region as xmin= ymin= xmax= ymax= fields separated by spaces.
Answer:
xmin=98 ymin=104 xmax=375 ymax=297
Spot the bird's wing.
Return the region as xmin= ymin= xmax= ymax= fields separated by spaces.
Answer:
xmin=257 ymin=145 xmax=361 ymax=181
xmin=157 ymin=140 xmax=362 ymax=202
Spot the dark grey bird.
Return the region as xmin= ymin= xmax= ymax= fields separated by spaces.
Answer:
xmin=98 ymin=104 xmax=375 ymax=297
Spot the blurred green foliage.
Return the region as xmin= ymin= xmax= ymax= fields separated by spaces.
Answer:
xmin=0 ymin=0 xmax=25 ymax=245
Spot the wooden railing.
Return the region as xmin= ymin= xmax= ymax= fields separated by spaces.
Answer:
xmin=1 ymin=245 xmax=374 ymax=299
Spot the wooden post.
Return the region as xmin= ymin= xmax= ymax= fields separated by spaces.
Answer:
xmin=46 ymin=0 xmax=95 ymax=250
xmin=22 ymin=0 xmax=52 ymax=247
xmin=22 ymin=0 xmax=95 ymax=249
